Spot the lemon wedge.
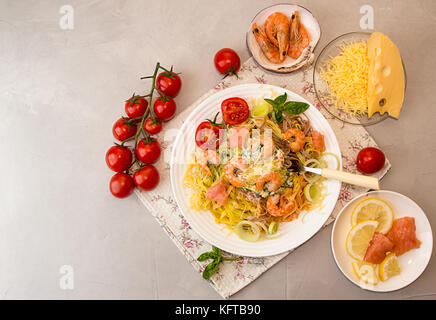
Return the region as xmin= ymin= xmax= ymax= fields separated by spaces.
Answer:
xmin=379 ymin=253 xmax=401 ymax=281
xmin=351 ymin=198 xmax=394 ymax=234
xmin=346 ymin=220 xmax=379 ymax=260
xmin=352 ymin=262 xmax=379 ymax=285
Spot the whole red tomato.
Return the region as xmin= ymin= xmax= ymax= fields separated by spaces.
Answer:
xmin=214 ymin=48 xmax=241 ymax=78
xmin=195 ymin=113 xmax=223 ymax=151
xmin=221 ymin=97 xmax=249 ymax=125
xmin=113 ymin=118 xmax=137 ymax=141
xmin=133 ymin=165 xmax=160 ymax=191
xmin=144 ymin=118 xmax=162 ymax=135
xmin=109 ymin=172 xmax=135 ymax=198
xmin=136 ymin=138 xmax=161 ymax=164
xmin=356 ymin=147 xmax=386 ymax=174
xmin=125 ymin=95 xmax=148 ymax=119
xmin=154 ymin=97 xmax=176 ymax=121
xmin=105 ymin=145 xmax=132 ymax=172
xmin=156 ymin=71 xmax=182 ymax=98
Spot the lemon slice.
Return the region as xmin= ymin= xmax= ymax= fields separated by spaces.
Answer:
xmin=352 ymin=261 xmax=379 ymax=285
xmin=346 ymin=220 xmax=379 ymax=260
xmin=379 ymin=253 xmax=401 ymax=281
xmin=351 ymin=198 xmax=394 ymax=234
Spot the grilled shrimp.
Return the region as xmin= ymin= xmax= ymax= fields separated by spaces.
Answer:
xmin=252 ymin=23 xmax=281 ymax=64
xmin=256 ymin=172 xmax=282 ymax=192
xmin=266 ymin=193 xmax=296 ymax=217
xmin=224 ymin=158 xmax=248 ymax=187
xmin=264 ymin=12 xmax=290 ymax=62
xmin=250 ymin=135 xmax=275 ymax=159
xmin=197 ymin=150 xmax=220 ymax=176
xmin=284 ymin=128 xmax=306 ymax=152
xmin=288 ymin=11 xmax=310 ymax=59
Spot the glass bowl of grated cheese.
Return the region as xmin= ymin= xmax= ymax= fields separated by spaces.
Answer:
xmin=313 ymin=32 xmax=396 ymax=126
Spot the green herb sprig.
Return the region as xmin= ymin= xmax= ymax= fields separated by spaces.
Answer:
xmin=197 ymin=246 xmax=242 ymax=279
xmin=264 ymin=93 xmax=310 ymax=123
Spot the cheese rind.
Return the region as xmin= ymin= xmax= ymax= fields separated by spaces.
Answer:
xmin=367 ymin=32 xmax=405 ymax=118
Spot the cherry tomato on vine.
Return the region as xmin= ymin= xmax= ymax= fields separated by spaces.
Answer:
xmin=154 ymin=97 xmax=176 ymax=121
xmin=195 ymin=113 xmax=223 ymax=151
xmin=136 ymin=138 xmax=161 ymax=164
xmin=133 ymin=165 xmax=160 ymax=191
xmin=144 ymin=118 xmax=162 ymax=135
xmin=125 ymin=95 xmax=148 ymax=119
xmin=113 ymin=118 xmax=137 ymax=141
xmin=105 ymin=145 xmax=132 ymax=172
xmin=156 ymin=71 xmax=182 ymax=97
xmin=109 ymin=172 xmax=135 ymax=198
xmin=214 ymin=48 xmax=241 ymax=78
xmin=356 ymin=147 xmax=386 ymax=174
xmin=221 ymin=97 xmax=249 ymax=125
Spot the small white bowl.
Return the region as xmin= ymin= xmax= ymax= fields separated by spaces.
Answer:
xmin=331 ymin=190 xmax=433 ymax=292
xmin=246 ymin=3 xmax=321 ymax=73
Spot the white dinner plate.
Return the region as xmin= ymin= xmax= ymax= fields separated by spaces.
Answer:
xmin=170 ymin=83 xmax=342 ymax=257
xmin=331 ymin=190 xmax=433 ymax=292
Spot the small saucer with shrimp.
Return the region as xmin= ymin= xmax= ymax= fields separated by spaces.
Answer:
xmin=246 ymin=3 xmax=321 ymax=73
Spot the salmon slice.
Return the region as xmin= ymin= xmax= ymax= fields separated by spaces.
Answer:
xmin=364 ymin=232 xmax=394 ymax=264
xmin=205 ymin=179 xmax=228 ymax=205
xmin=310 ymin=131 xmax=326 ymax=152
xmin=386 ymin=217 xmax=421 ymax=256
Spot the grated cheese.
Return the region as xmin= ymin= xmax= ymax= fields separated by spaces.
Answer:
xmin=320 ymin=41 xmax=369 ymax=115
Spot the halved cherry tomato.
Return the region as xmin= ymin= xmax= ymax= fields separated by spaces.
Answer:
xmin=133 ymin=165 xmax=160 ymax=191
xmin=109 ymin=172 xmax=135 ymax=198
xmin=156 ymin=71 xmax=182 ymax=98
xmin=144 ymin=118 xmax=162 ymax=135
xmin=356 ymin=147 xmax=386 ymax=174
xmin=221 ymin=97 xmax=249 ymax=125
xmin=125 ymin=95 xmax=148 ymax=119
xmin=214 ymin=48 xmax=240 ymax=78
xmin=136 ymin=138 xmax=161 ymax=164
xmin=112 ymin=118 xmax=137 ymax=141
xmin=105 ymin=145 xmax=132 ymax=172
xmin=195 ymin=113 xmax=223 ymax=151
xmin=154 ymin=97 xmax=177 ymax=121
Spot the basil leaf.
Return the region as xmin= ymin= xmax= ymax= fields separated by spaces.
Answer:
xmin=202 ymin=257 xmax=222 ymax=279
xmin=274 ymin=92 xmax=287 ymax=106
xmin=283 ymin=101 xmax=310 ymax=115
xmin=197 ymin=252 xmax=216 ymax=262
xmin=212 ymin=246 xmax=221 ymax=256
xmin=272 ymin=109 xmax=283 ymax=123
xmin=264 ymin=98 xmax=277 ymax=108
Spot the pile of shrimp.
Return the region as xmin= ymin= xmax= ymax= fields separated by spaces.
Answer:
xmin=252 ymin=11 xmax=310 ymax=64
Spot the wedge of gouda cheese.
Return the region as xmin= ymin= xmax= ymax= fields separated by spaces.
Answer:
xmin=367 ymin=32 xmax=405 ymax=118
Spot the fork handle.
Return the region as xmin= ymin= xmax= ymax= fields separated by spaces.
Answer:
xmin=321 ymin=168 xmax=380 ymax=190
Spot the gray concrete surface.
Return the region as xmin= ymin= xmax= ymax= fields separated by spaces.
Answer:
xmin=0 ymin=0 xmax=435 ymax=299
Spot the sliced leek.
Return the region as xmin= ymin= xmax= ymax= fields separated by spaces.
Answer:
xmin=234 ymin=220 xmax=261 ymax=242
xmin=302 ymin=159 xmax=321 ymax=183
xmin=268 ymin=221 xmax=278 ymax=235
xmin=304 ymin=183 xmax=321 ymax=203
xmin=320 ymin=152 xmax=340 ymax=170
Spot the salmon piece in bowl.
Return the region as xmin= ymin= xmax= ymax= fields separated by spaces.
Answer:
xmin=386 ymin=217 xmax=421 ymax=256
xmin=364 ymin=232 xmax=394 ymax=264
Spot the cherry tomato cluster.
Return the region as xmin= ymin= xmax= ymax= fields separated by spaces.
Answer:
xmin=106 ymin=63 xmax=182 ymax=198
